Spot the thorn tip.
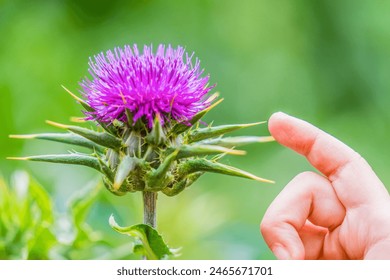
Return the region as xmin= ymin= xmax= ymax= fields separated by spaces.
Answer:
xmin=6 ymin=157 xmax=28 ymax=161
xmin=46 ymin=120 xmax=68 ymax=129
xmin=9 ymin=134 xmax=36 ymax=139
xmin=61 ymin=85 xmax=83 ymax=103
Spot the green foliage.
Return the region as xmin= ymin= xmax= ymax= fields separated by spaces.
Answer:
xmin=0 ymin=172 xmax=134 ymax=260
xmin=67 ymin=182 xmax=102 ymax=252
xmin=109 ymin=215 xmax=176 ymax=260
xmin=0 ymin=171 xmax=56 ymax=259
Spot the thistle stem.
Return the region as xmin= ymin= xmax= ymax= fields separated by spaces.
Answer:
xmin=143 ymin=191 xmax=157 ymax=228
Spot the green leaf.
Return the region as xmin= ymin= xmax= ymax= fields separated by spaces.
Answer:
xmin=188 ymin=122 xmax=266 ymax=143
xmin=28 ymin=175 xmax=54 ymax=223
xmin=69 ymin=181 xmax=102 ymax=248
xmin=109 ymin=215 xmax=175 ymax=260
xmin=178 ymin=158 xmax=275 ymax=183
xmin=9 ymin=133 xmax=105 ymax=153
xmin=0 ymin=171 xmax=57 ymax=259
xmin=168 ymin=144 xmax=245 ymax=160
xmin=46 ymin=120 xmax=122 ymax=150
xmin=199 ymin=136 xmax=274 ymax=148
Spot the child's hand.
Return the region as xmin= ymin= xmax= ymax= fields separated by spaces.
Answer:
xmin=261 ymin=112 xmax=390 ymax=259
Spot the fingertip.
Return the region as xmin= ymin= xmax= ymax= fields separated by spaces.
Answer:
xmin=268 ymin=111 xmax=291 ymax=142
xmin=269 ymin=111 xmax=288 ymax=125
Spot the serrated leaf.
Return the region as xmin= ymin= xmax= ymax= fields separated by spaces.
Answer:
xmin=168 ymin=144 xmax=245 ymax=160
xmin=46 ymin=121 xmax=122 ymax=150
xmin=188 ymin=122 xmax=266 ymax=143
xmin=178 ymin=158 xmax=274 ymax=183
xmin=199 ymin=136 xmax=274 ymax=148
xmin=10 ymin=133 xmax=105 ymax=153
xmin=109 ymin=215 xmax=175 ymax=260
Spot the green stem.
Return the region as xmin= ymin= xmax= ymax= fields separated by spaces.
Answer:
xmin=142 ymin=191 xmax=157 ymax=260
xmin=143 ymin=191 xmax=157 ymax=228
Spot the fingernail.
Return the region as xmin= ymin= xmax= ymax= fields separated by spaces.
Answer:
xmin=272 ymin=245 xmax=291 ymax=260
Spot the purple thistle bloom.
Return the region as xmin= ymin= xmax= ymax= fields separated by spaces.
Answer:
xmin=80 ymin=44 xmax=214 ymax=128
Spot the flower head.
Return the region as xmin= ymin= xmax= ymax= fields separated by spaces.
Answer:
xmin=80 ymin=44 xmax=214 ymax=127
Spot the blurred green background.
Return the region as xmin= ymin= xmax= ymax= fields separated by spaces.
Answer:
xmin=1 ymin=0 xmax=389 ymax=259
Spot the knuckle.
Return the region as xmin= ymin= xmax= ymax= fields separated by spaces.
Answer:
xmin=292 ymin=171 xmax=318 ymax=182
xmin=260 ymin=217 xmax=277 ymax=235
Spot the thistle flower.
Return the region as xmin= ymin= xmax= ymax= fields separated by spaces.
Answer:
xmin=81 ymin=44 xmax=214 ymax=127
xmin=9 ymin=44 xmax=274 ymax=259
xmin=9 ymin=43 xmax=274 ymax=198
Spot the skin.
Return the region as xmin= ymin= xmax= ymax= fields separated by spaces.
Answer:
xmin=261 ymin=112 xmax=390 ymax=259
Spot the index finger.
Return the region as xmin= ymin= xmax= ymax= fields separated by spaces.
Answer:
xmin=268 ymin=112 xmax=387 ymax=206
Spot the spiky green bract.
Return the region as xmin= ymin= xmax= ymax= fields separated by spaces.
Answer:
xmin=9 ymin=93 xmax=274 ymax=197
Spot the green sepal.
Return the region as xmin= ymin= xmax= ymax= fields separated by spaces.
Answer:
xmin=199 ymin=136 xmax=274 ymax=148
xmin=187 ymin=122 xmax=266 ymax=143
xmin=146 ymin=115 xmax=166 ymax=145
xmin=8 ymin=153 xmax=103 ymax=171
xmin=146 ymin=150 xmax=178 ymax=189
xmin=102 ymin=177 xmax=126 ymax=196
xmin=184 ymin=171 xmax=204 ymax=187
xmin=9 ymin=133 xmax=105 ymax=153
xmin=162 ymin=171 xmax=203 ymax=196
xmin=178 ymin=158 xmax=274 ymax=183
xmin=125 ymin=108 xmax=134 ymax=126
xmin=46 ymin=121 xmax=122 ymax=150
xmin=161 ymin=180 xmax=186 ymax=196
xmin=168 ymin=144 xmax=245 ymax=160
xmin=109 ymin=215 xmax=176 ymax=260
xmin=170 ymin=96 xmax=223 ymax=135
xmin=124 ymin=131 xmax=142 ymax=158
xmin=113 ymin=155 xmax=137 ymax=190
xmin=96 ymin=155 xmax=115 ymax=182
